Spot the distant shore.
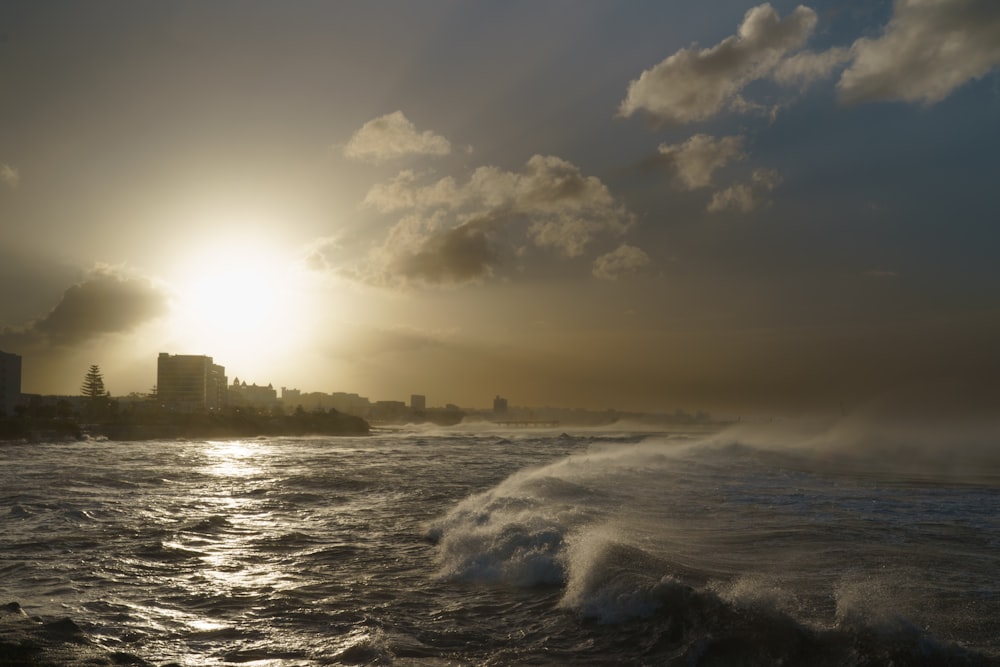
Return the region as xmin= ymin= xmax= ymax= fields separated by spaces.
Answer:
xmin=0 ymin=409 xmax=370 ymax=443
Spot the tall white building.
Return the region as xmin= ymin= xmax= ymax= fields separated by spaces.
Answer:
xmin=0 ymin=350 xmax=21 ymax=416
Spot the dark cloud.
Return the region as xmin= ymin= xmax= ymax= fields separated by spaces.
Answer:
xmin=2 ymin=266 xmax=168 ymax=348
xmin=394 ymin=217 xmax=501 ymax=285
xmin=360 ymin=154 xmax=636 ymax=286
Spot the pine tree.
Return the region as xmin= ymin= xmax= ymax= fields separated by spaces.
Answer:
xmin=81 ymin=365 xmax=107 ymax=399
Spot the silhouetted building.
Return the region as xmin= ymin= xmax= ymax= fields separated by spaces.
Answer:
xmin=370 ymin=400 xmax=407 ymax=422
xmin=493 ymin=395 xmax=508 ymax=414
xmin=410 ymin=394 xmax=426 ymax=410
xmin=229 ymin=378 xmax=278 ymax=407
xmin=0 ymin=350 xmax=21 ymax=416
xmin=330 ymin=392 xmax=371 ymax=417
xmin=157 ymin=353 xmax=227 ymax=412
xmin=279 ymin=389 xmax=371 ymax=417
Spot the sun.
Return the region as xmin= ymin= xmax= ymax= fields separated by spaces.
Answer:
xmin=164 ymin=236 xmax=313 ymax=377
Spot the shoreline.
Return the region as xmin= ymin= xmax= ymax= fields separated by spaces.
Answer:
xmin=0 ymin=410 xmax=371 ymax=444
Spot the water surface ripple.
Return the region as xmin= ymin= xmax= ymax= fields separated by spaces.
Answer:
xmin=1 ymin=426 xmax=998 ymax=665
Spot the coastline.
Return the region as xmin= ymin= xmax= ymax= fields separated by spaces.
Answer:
xmin=0 ymin=410 xmax=370 ymax=444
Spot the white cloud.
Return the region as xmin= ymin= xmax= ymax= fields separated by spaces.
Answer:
xmin=707 ymin=167 xmax=782 ymax=213
xmin=838 ymin=0 xmax=1000 ymax=105
xmin=773 ymin=47 xmax=851 ymax=87
xmin=360 ymin=155 xmax=634 ymax=285
xmin=1 ymin=164 xmax=20 ymax=188
xmin=592 ymin=244 xmax=651 ymax=281
xmin=363 ymin=170 xmax=460 ymax=213
xmin=656 ymin=134 xmax=746 ymax=189
xmin=343 ymin=111 xmax=452 ymax=162
xmin=618 ymin=3 xmax=818 ymax=125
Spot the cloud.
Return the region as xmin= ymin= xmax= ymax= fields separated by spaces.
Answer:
xmin=1 ymin=265 xmax=169 ymax=348
xmin=384 ymin=214 xmax=502 ymax=285
xmin=655 ymin=134 xmax=746 ymax=189
xmin=343 ymin=111 xmax=452 ymax=162
xmin=707 ymin=167 xmax=782 ymax=213
xmin=773 ymin=47 xmax=851 ymax=87
xmin=360 ymin=155 xmax=634 ymax=286
xmin=838 ymin=0 xmax=1000 ymax=105
xmin=1 ymin=164 xmax=19 ymax=188
xmin=592 ymin=244 xmax=651 ymax=281
xmin=618 ymin=3 xmax=818 ymax=126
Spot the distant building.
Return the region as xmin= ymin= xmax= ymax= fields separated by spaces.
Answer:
xmin=493 ymin=395 xmax=508 ymax=414
xmin=330 ymin=392 xmax=371 ymax=417
xmin=229 ymin=378 xmax=278 ymax=407
xmin=279 ymin=389 xmax=371 ymax=416
xmin=0 ymin=350 xmax=22 ymax=416
xmin=410 ymin=394 xmax=426 ymax=411
xmin=156 ymin=353 xmax=227 ymax=412
xmin=369 ymin=400 xmax=407 ymax=422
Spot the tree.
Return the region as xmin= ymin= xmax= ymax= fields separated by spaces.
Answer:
xmin=81 ymin=365 xmax=107 ymax=399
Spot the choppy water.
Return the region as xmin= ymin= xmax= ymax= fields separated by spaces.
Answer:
xmin=1 ymin=420 xmax=998 ymax=665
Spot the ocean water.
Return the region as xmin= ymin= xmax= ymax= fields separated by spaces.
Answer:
xmin=1 ymin=420 xmax=998 ymax=665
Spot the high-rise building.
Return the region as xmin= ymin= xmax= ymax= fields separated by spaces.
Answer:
xmin=0 ymin=350 xmax=21 ymax=416
xmin=410 ymin=394 xmax=426 ymax=410
xmin=493 ymin=395 xmax=508 ymax=414
xmin=156 ymin=353 xmax=227 ymax=411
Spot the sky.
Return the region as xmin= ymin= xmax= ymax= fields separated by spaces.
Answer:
xmin=1 ymin=0 xmax=999 ymax=416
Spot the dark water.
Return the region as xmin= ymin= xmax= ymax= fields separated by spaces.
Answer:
xmin=1 ymin=422 xmax=998 ymax=665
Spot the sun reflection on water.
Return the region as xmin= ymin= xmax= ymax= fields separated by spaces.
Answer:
xmin=203 ymin=440 xmax=267 ymax=478
xmin=178 ymin=439 xmax=289 ymax=649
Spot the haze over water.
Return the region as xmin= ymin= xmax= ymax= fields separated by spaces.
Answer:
xmin=2 ymin=420 xmax=997 ymax=665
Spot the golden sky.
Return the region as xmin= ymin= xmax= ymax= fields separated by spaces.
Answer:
xmin=1 ymin=1 xmax=999 ymax=415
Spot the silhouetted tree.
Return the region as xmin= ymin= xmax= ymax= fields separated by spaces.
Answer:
xmin=81 ymin=365 xmax=107 ymax=399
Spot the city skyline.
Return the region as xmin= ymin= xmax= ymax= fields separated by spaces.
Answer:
xmin=1 ymin=1 xmax=999 ymax=416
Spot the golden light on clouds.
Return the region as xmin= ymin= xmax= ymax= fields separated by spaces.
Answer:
xmin=1 ymin=2 xmax=998 ymax=412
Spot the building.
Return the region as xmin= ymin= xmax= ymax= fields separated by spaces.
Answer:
xmin=369 ymin=400 xmax=407 ymax=422
xmin=229 ymin=378 xmax=278 ymax=407
xmin=156 ymin=353 xmax=227 ymax=412
xmin=280 ymin=389 xmax=372 ymax=417
xmin=410 ymin=394 xmax=426 ymax=411
xmin=0 ymin=350 xmax=22 ymax=416
xmin=493 ymin=395 xmax=508 ymax=414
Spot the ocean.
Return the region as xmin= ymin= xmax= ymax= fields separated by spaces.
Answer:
xmin=1 ymin=421 xmax=998 ymax=665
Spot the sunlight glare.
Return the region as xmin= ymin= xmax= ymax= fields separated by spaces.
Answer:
xmin=165 ymin=232 xmax=315 ymax=375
